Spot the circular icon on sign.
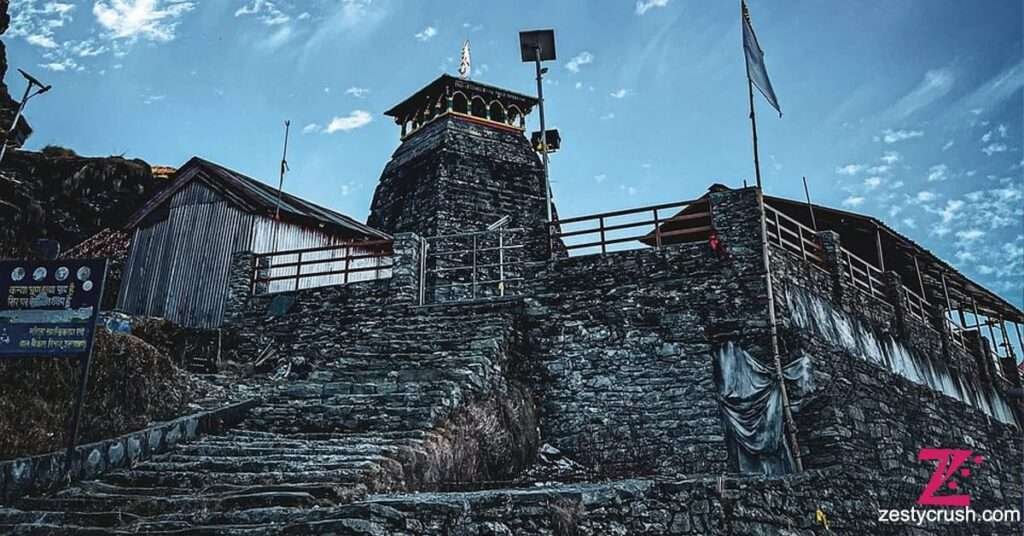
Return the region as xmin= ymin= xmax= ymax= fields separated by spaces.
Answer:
xmin=32 ymin=267 xmax=47 ymax=281
xmin=83 ymin=280 xmax=94 ymax=292
xmin=10 ymin=267 xmax=25 ymax=282
xmin=77 ymin=267 xmax=91 ymax=282
xmin=55 ymin=266 xmax=69 ymax=281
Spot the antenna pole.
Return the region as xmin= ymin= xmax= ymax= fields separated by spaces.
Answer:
xmin=275 ymin=120 xmax=291 ymax=222
xmin=272 ymin=120 xmax=291 ymax=253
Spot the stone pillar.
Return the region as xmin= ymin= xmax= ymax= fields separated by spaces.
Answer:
xmin=222 ymin=251 xmax=255 ymax=327
xmin=388 ymin=232 xmax=423 ymax=305
xmin=815 ymin=230 xmax=847 ymax=306
xmin=708 ymin=186 xmax=764 ymax=263
xmin=883 ymin=271 xmax=909 ymax=338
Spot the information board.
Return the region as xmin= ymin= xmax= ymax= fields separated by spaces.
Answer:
xmin=0 ymin=259 xmax=108 ymax=359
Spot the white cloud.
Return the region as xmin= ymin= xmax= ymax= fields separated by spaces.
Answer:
xmin=955 ymin=229 xmax=984 ymax=242
xmin=302 ymin=123 xmax=321 ymax=134
xmin=835 ymin=164 xmax=864 ymax=176
xmin=635 ymin=0 xmax=669 ymax=15
xmin=880 ymin=151 xmax=901 ymax=165
xmin=981 ymin=143 xmax=1008 ymax=156
xmin=566 ymin=51 xmax=593 ymax=74
xmin=574 ymin=81 xmax=583 ymax=90
xmin=235 ymin=0 xmax=289 ymax=25
xmin=594 ymin=174 xmax=606 ymax=183
xmin=892 ymin=67 xmax=955 ymax=118
xmin=10 ymin=1 xmax=75 ymax=52
xmin=866 ymin=165 xmax=890 ymax=174
xmin=600 ymin=112 xmax=615 ymax=120
xmin=941 ymin=140 xmax=954 ymax=151
xmin=345 ymin=86 xmax=369 ymax=98
xmin=915 ymin=191 xmax=937 ymax=203
xmin=609 ymin=88 xmax=630 ymax=99
xmin=39 ymin=58 xmax=79 ymax=71
xmin=926 ymin=164 xmax=948 ymax=182
xmin=414 ymin=26 xmax=437 ymax=42
xmin=863 ymin=176 xmax=882 ymax=190
xmin=901 ymin=218 xmax=917 ymax=229
xmin=25 ymin=34 xmax=58 ymax=48
xmin=324 ymin=110 xmax=372 ymax=133
xmin=842 ymin=195 xmax=865 ymax=208
xmin=997 ymin=124 xmax=1008 ymax=138
xmin=143 ymin=94 xmax=165 ymax=104
xmin=93 ymin=0 xmax=195 ymax=42
xmin=881 ymin=128 xmax=924 ymax=143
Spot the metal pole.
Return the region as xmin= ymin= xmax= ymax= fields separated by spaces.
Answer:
xmin=534 ymin=48 xmax=552 ymax=223
xmin=802 ymin=176 xmax=817 ymax=231
xmin=755 ymin=188 xmax=803 ymax=472
xmin=65 ymin=260 xmax=108 ymax=475
xmin=0 ymin=83 xmax=32 ymax=166
xmin=747 ymin=79 xmax=763 ymax=189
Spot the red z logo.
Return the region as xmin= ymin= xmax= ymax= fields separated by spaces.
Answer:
xmin=917 ymin=448 xmax=984 ymax=507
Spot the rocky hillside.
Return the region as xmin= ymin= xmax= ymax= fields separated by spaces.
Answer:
xmin=0 ymin=0 xmax=165 ymax=258
xmin=0 ymin=148 xmax=166 ymax=257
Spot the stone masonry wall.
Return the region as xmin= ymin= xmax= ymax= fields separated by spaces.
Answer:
xmin=521 ymin=187 xmax=776 ymax=476
xmin=768 ymin=238 xmax=1022 ymax=514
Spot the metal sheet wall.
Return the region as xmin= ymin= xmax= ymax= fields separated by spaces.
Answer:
xmin=118 ymin=181 xmax=363 ymax=327
xmin=251 ymin=217 xmax=390 ymax=294
xmin=118 ymin=181 xmax=252 ymax=328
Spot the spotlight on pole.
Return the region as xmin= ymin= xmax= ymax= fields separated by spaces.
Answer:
xmin=519 ymin=29 xmax=556 ymax=223
xmin=0 ymin=69 xmax=52 ymax=166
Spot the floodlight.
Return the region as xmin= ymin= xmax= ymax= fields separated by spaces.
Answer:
xmin=531 ymin=129 xmax=561 ymax=153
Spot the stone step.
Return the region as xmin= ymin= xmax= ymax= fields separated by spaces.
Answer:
xmin=101 ymin=468 xmax=379 ymax=489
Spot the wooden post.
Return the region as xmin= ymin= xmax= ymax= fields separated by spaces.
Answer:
xmin=653 ymin=208 xmax=662 ymax=249
xmin=874 ymin=224 xmax=885 ymax=272
xmin=755 ymin=188 xmax=803 ymax=472
xmin=802 ymin=176 xmax=817 ymax=231
xmin=912 ymin=255 xmax=926 ymax=298
xmin=999 ymin=319 xmax=1015 ymax=360
xmin=940 ymin=273 xmax=964 ymax=348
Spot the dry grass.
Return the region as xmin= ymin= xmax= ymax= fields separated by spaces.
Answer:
xmin=0 ymin=330 xmax=206 ymax=460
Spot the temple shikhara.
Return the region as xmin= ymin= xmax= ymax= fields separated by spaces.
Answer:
xmin=0 ymin=28 xmax=1021 ymax=536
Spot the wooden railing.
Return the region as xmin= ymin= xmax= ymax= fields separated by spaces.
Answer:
xmin=253 ymin=239 xmax=394 ymax=294
xmin=903 ymin=285 xmax=930 ymax=323
xmin=550 ymin=198 xmax=712 ymax=256
xmin=763 ymin=204 xmax=824 ymax=266
xmin=839 ymin=248 xmax=887 ymax=302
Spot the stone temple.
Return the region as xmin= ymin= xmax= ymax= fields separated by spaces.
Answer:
xmin=1 ymin=73 xmax=1022 ymax=535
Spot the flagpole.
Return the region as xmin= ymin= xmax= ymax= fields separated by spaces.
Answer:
xmin=747 ymin=77 xmax=763 ymax=190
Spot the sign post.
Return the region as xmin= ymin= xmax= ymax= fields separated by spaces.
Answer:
xmin=0 ymin=258 xmax=108 ymax=473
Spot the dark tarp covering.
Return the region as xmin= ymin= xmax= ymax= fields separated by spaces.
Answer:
xmin=716 ymin=341 xmax=813 ymax=476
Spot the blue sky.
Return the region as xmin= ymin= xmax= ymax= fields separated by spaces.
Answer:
xmin=5 ymin=0 xmax=1023 ymax=304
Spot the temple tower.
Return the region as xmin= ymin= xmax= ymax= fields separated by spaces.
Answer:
xmin=367 ymin=75 xmax=551 ymax=240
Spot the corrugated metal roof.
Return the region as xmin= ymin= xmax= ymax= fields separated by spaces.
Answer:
xmin=125 ymin=157 xmax=390 ymax=240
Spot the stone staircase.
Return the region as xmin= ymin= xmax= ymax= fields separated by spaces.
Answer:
xmin=0 ymin=301 xmax=531 ymax=535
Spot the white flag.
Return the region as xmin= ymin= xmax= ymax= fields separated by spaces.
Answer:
xmin=742 ymin=1 xmax=781 ymax=116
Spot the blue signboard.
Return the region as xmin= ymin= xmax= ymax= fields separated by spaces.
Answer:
xmin=0 ymin=259 xmax=107 ymax=359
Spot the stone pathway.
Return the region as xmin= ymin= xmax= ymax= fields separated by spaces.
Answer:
xmin=0 ymin=302 xmax=524 ymax=535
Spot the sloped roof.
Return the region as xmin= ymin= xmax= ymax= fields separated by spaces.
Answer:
xmin=763 ymin=193 xmax=1023 ymax=323
xmin=125 ymin=157 xmax=389 ymax=240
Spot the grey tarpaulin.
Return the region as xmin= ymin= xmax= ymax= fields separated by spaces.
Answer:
xmin=715 ymin=341 xmax=813 ymax=476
